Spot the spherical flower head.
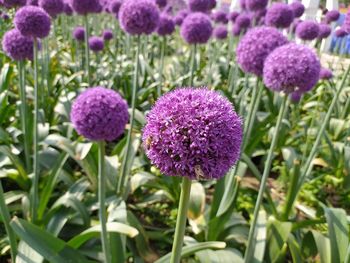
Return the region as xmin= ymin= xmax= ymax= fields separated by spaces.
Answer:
xmin=212 ymin=10 xmax=228 ymax=24
xmin=156 ymin=0 xmax=166 ymax=8
xmin=236 ymin=26 xmax=288 ymax=76
xmin=27 ymin=0 xmax=38 ymax=5
xmin=343 ymin=11 xmax=350 ymax=33
xmin=2 ymin=0 xmax=26 ymax=8
xmin=319 ymin=68 xmax=333 ymax=80
xmin=102 ymin=29 xmax=114 ymax=41
xmin=290 ymin=91 xmax=302 ymax=103
xmin=235 ymin=13 xmax=251 ymax=29
xmin=213 ymin=25 xmax=228 ymax=39
xmin=71 ymin=87 xmax=129 ymax=141
xmin=174 ymin=14 xmax=184 ymax=26
xmin=63 ymin=2 xmax=73 ymax=15
xmin=208 ymin=0 xmax=216 ymax=9
xmin=335 ymin=28 xmax=347 ymax=37
xmin=142 ymin=88 xmax=243 ymax=180
xmin=188 ymin=0 xmax=209 ymax=12
xmin=232 ymin=24 xmax=241 ymax=36
xmin=109 ymin=0 xmax=122 ymax=15
xmin=71 ymin=0 xmax=101 ymax=15
xmin=2 ymin=28 xmax=35 ymax=61
xmin=119 ymin=0 xmax=160 ymax=35
xmin=229 ymin=11 xmax=239 ymax=22
xmin=1 ymin=13 xmax=10 ymax=20
xmin=265 ymin=3 xmax=294 ymax=28
xmin=181 ymin=12 xmax=213 ymax=44
xmin=296 ymin=20 xmax=319 ymax=40
xmin=39 ymin=0 xmax=64 ymax=17
xmin=14 ymin=6 xmax=51 ymax=38
xmin=289 ymin=1 xmax=304 ymax=18
xmin=240 ymin=0 xmax=246 ymax=10
xmin=157 ymin=13 xmax=175 ymax=36
xmin=246 ymin=0 xmax=268 ymax=11
xmin=263 ymin=43 xmax=321 ymax=94
xmin=73 ymin=26 xmax=85 ymax=41
xmin=88 ymin=36 xmax=104 ymax=52
xmin=325 ymin=10 xmax=340 ymax=23
xmin=318 ymin=23 xmax=331 ymax=39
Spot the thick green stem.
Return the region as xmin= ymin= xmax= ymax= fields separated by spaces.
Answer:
xmin=18 ymin=61 xmax=31 ymax=171
xmin=117 ymin=36 xmax=141 ymax=195
xmin=31 ymin=38 xmax=40 ymax=223
xmin=98 ymin=141 xmax=111 ymax=263
xmin=170 ymin=177 xmax=192 ymax=263
xmin=189 ymin=44 xmax=197 ymax=87
xmin=84 ymin=15 xmax=91 ymax=86
xmin=157 ymin=36 xmax=166 ymax=97
xmin=0 ymin=181 xmax=17 ymax=261
xmin=244 ymin=95 xmax=289 ymax=263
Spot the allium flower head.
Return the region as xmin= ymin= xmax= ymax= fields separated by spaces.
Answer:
xmin=319 ymin=68 xmax=333 ymax=80
xmin=335 ymin=28 xmax=347 ymax=37
xmin=296 ymin=20 xmax=319 ymax=40
xmin=142 ymin=88 xmax=243 ymax=180
xmin=14 ymin=6 xmax=51 ymax=38
xmin=63 ymin=2 xmax=73 ymax=15
xmin=70 ymin=0 xmax=101 ymax=15
xmin=343 ymin=11 xmax=350 ymax=33
xmin=236 ymin=26 xmax=288 ymax=76
xmin=265 ymin=3 xmax=294 ymax=28
xmin=71 ymin=87 xmax=129 ymax=141
xmin=2 ymin=0 xmax=26 ymax=8
xmin=212 ymin=10 xmax=228 ymax=24
xmin=102 ymin=29 xmax=114 ymax=41
xmin=2 ymin=28 xmax=35 ymax=61
xmin=289 ymin=1 xmax=304 ymax=18
xmin=318 ymin=23 xmax=331 ymax=39
xmin=325 ymin=10 xmax=340 ymax=23
xmin=235 ymin=13 xmax=251 ymax=29
xmin=157 ymin=13 xmax=175 ymax=36
xmin=213 ymin=25 xmax=228 ymax=39
xmin=109 ymin=0 xmax=122 ymax=15
xmin=188 ymin=0 xmax=209 ymax=12
xmin=27 ymin=0 xmax=38 ymax=5
xmin=119 ymin=0 xmax=160 ymax=35
xmin=73 ymin=26 xmax=85 ymax=41
xmin=39 ymin=0 xmax=64 ymax=17
xmin=156 ymin=0 xmax=166 ymax=8
xmin=246 ymin=0 xmax=268 ymax=11
xmin=181 ymin=12 xmax=212 ymax=44
xmin=229 ymin=11 xmax=239 ymax=22
xmin=232 ymin=24 xmax=241 ymax=36
xmin=263 ymin=43 xmax=321 ymax=94
xmin=88 ymin=36 xmax=104 ymax=52
xmin=240 ymin=0 xmax=246 ymax=10
xmin=208 ymin=0 xmax=216 ymax=9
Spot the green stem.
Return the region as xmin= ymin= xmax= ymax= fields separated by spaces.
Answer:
xmin=117 ymin=36 xmax=141 ymax=195
xmin=189 ymin=44 xmax=197 ymax=87
xmin=84 ymin=15 xmax=91 ymax=86
xmin=18 ymin=61 xmax=31 ymax=171
xmin=31 ymin=38 xmax=40 ymax=223
xmin=244 ymin=95 xmax=289 ymax=263
xmin=98 ymin=141 xmax=111 ymax=263
xmin=170 ymin=177 xmax=192 ymax=263
xmin=0 ymin=181 xmax=17 ymax=261
xmin=157 ymin=36 xmax=166 ymax=97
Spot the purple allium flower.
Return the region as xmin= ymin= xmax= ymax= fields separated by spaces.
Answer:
xmin=174 ymin=14 xmax=184 ymax=26
xmin=63 ymin=2 xmax=73 ymax=15
xmin=290 ymin=92 xmax=302 ymax=103
xmin=142 ymin=88 xmax=243 ymax=180
xmin=318 ymin=23 xmax=331 ymax=39
xmin=1 ymin=13 xmax=9 ymax=20
xmin=319 ymin=68 xmax=333 ymax=80
xmin=2 ymin=28 xmax=35 ymax=61
xmin=39 ymin=0 xmax=64 ymax=17
xmin=265 ymin=3 xmax=294 ymax=28
xmin=289 ymin=1 xmax=304 ymax=18
xmin=73 ymin=26 xmax=85 ymax=41
xmin=188 ymin=0 xmax=209 ymax=12
xmin=109 ymin=0 xmax=122 ymax=15
xmin=343 ymin=11 xmax=350 ymax=33
xmin=212 ymin=10 xmax=228 ymax=24
xmin=71 ymin=87 xmax=129 ymax=141
xmin=208 ymin=0 xmax=216 ymax=9
xmin=246 ymin=0 xmax=268 ymax=11
xmin=157 ymin=13 xmax=175 ymax=36
xmin=181 ymin=12 xmax=213 ymax=44
xmin=213 ymin=25 xmax=228 ymax=39
xmin=235 ymin=13 xmax=251 ymax=29
xmin=325 ymin=10 xmax=340 ymax=23
xmin=2 ymin=0 xmax=26 ymax=8
xmin=232 ymin=24 xmax=241 ymax=36
xmin=70 ymin=0 xmax=101 ymax=15
xmin=102 ymin=29 xmax=114 ymax=41
xmin=263 ymin=43 xmax=321 ymax=94
xmin=88 ymin=36 xmax=104 ymax=52
xmin=14 ymin=6 xmax=51 ymax=38
xmin=155 ymin=0 xmax=166 ymax=8
xmin=240 ymin=0 xmax=246 ymax=10
xmin=335 ymin=28 xmax=347 ymax=37
xmin=229 ymin=11 xmax=239 ymax=22
xmin=296 ymin=20 xmax=319 ymax=40
xmin=27 ymin=0 xmax=38 ymax=5
xmin=119 ymin=0 xmax=160 ymax=35
xmin=236 ymin=26 xmax=288 ymax=76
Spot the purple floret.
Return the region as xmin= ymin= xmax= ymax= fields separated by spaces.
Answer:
xmin=236 ymin=26 xmax=288 ymax=76
xmin=157 ymin=13 xmax=175 ymax=36
xmin=289 ymin=1 xmax=304 ymax=18
xmin=181 ymin=12 xmax=213 ymax=44
xmin=188 ymin=0 xmax=210 ymax=12
xmin=39 ymin=0 xmax=64 ymax=17
xmin=246 ymin=0 xmax=268 ymax=11
xmin=142 ymin=88 xmax=243 ymax=180
xmin=263 ymin=43 xmax=321 ymax=94
xmin=296 ymin=20 xmax=319 ymax=40
xmin=318 ymin=23 xmax=331 ymax=39
xmin=14 ymin=6 xmax=51 ymax=38
xmin=119 ymin=0 xmax=160 ymax=35
xmin=265 ymin=3 xmax=294 ymax=28
xmin=88 ymin=36 xmax=104 ymax=52
xmin=208 ymin=0 xmax=216 ymax=9
xmin=235 ymin=13 xmax=251 ymax=29
xmin=73 ymin=26 xmax=85 ymax=41
xmin=102 ymin=29 xmax=114 ymax=41
xmin=325 ymin=10 xmax=340 ymax=23
xmin=319 ymin=68 xmax=333 ymax=80
xmin=70 ymin=0 xmax=102 ymax=15
xmin=212 ymin=10 xmax=228 ymax=24
xmin=2 ymin=28 xmax=35 ymax=61
xmin=71 ymin=87 xmax=129 ymax=141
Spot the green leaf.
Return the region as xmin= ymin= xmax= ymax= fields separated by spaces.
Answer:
xmin=16 ymin=241 xmax=43 ymax=263
xmin=252 ymin=210 xmax=267 ymax=263
xmin=68 ymin=222 xmax=139 ymax=249
xmin=196 ymin=248 xmax=243 ymax=263
xmin=0 ymin=63 xmax=13 ymax=93
xmin=10 ymin=217 xmax=90 ymax=263
xmin=287 ymin=234 xmax=302 ymax=263
xmin=188 ymin=182 xmax=205 ymax=220
xmin=312 ymin=230 xmax=331 ymax=263
xmin=155 ymin=241 xmax=227 ymax=263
